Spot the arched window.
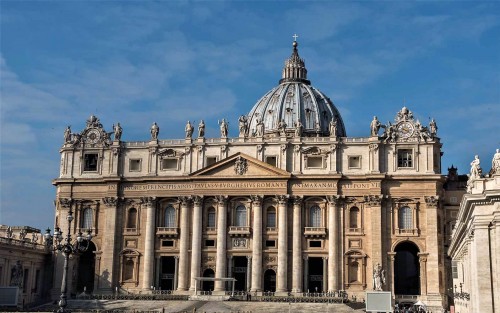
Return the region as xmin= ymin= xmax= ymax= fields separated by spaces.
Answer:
xmin=123 ymin=259 xmax=134 ymax=281
xmin=309 ymin=205 xmax=321 ymax=227
xmin=164 ymin=206 xmax=176 ymax=227
xmin=207 ymin=207 xmax=216 ymax=228
xmin=349 ymin=260 xmax=359 ymax=283
xmin=349 ymin=207 xmax=359 ymax=228
xmin=235 ymin=205 xmax=247 ymax=226
xmin=82 ymin=208 xmax=93 ymax=229
xmin=398 ymin=206 xmax=412 ymax=229
xmin=127 ymin=208 xmax=137 ymax=229
xmin=267 ymin=207 xmax=276 ymax=228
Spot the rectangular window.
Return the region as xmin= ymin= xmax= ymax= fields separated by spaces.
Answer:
xmin=306 ymin=156 xmax=323 ymax=168
xmin=206 ymin=156 xmax=217 ymax=166
xmin=161 ymin=240 xmax=174 ymax=247
xmin=266 ymin=240 xmax=276 ymax=247
xmin=397 ymin=149 xmax=413 ymax=168
xmin=23 ymin=269 xmax=29 ymax=293
xmin=83 ymin=153 xmax=98 ymax=172
xmin=34 ymin=270 xmax=40 ymax=293
xmin=452 ymin=261 xmax=458 ymax=279
xmin=205 ymin=239 xmax=215 ymax=247
xmin=162 ymin=158 xmax=178 ymax=170
xmin=129 ymin=159 xmax=141 ymax=172
xmin=309 ymin=240 xmax=322 ymax=248
xmin=265 ymin=156 xmax=277 ymax=167
xmin=348 ymin=156 xmax=361 ymax=169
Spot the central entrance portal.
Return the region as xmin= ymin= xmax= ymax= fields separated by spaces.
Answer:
xmin=307 ymin=257 xmax=324 ymax=292
xmin=160 ymin=256 xmax=175 ymax=290
xmin=232 ymin=256 xmax=248 ymax=291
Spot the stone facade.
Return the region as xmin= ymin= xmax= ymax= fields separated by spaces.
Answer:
xmin=52 ymin=41 xmax=449 ymax=310
xmin=0 ymin=226 xmax=52 ymax=308
xmin=448 ymin=153 xmax=500 ymax=313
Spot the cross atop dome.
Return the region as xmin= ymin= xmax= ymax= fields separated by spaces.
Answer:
xmin=280 ymin=35 xmax=309 ymax=85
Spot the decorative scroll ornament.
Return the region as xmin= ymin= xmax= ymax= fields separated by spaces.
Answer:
xmin=59 ymin=198 xmax=73 ymax=208
xmin=381 ymin=107 xmax=433 ymax=143
xmin=233 ymin=238 xmax=247 ymax=248
xmin=157 ymin=148 xmax=185 ymax=159
xmin=102 ymin=197 xmax=118 ymax=207
xmin=234 ymin=156 xmax=248 ymax=175
xmin=369 ymin=143 xmax=379 ymax=152
xmin=65 ymin=115 xmax=112 ymax=148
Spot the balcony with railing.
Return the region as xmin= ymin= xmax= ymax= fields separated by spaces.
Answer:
xmin=265 ymin=227 xmax=278 ymax=234
xmin=156 ymin=227 xmax=179 ymax=237
xmin=228 ymin=226 xmax=251 ymax=237
xmin=123 ymin=228 xmax=139 ymax=235
xmin=396 ymin=228 xmax=419 ymax=236
xmin=346 ymin=227 xmax=364 ymax=235
xmin=304 ymin=227 xmax=327 ymax=237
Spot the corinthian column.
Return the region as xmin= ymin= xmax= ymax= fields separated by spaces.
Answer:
xmin=177 ymin=196 xmax=191 ymax=291
xmin=326 ymin=195 xmax=340 ymax=291
xmin=189 ymin=196 xmax=203 ymax=291
xmin=214 ymin=196 xmax=228 ymax=291
xmin=141 ymin=197 xmax=156 ymax=290
xmin=251 ymin=195 xmax=263 ymax=292
xmin=292 ymin=196 xmax=303 ymax=293
xmin=276 ymin=194 xmax=289 ymax=292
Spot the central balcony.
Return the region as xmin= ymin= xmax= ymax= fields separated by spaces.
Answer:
xmin=228 ymin=226 xmax=251 ymax=237
xmin=304 ymin=227 xmax=327 ymax=238
xmin=156 ymin=227 xmax=179 ymax=237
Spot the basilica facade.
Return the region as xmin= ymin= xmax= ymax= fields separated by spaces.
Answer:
xmin=53 ymin=41 xmax=447 ymax=309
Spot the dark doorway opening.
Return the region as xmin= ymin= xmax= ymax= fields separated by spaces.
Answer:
xmin=77 ymin=241 xmax=96 ymax=293
xmin=395 ymin=241 xmax=420 ymax=295
xmin=232 ymin=256 xmax=248 ymax=291
xmin=202 ymin=268 xmax=215 ymax=291
xmin=263 ymin=269 xmax=276 ymax=292
xmin=308 ymin=257 xmax=324 ymax=292
xmin=160 ymin=256 xmax=175 ymax=290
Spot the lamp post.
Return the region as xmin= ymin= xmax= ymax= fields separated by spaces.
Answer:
xmin=45 ymin=209 xmax=92 ymax=313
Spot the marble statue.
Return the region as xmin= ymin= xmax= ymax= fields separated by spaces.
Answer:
xmin=185 ymin=121 xmax=194 ymax=139
xmin=6 ymin=226 xmax=13 ymax=239
xmin=64 ymin=126 xmax=72 ymax=143
xmin=10 ymin=260 xmax=23 ymax=287
xmin=255 ymin=118 xmax=264 ymax=137
xmin=238 ymin=115 xmax=248 ymax=137
xmin=278 ymin=119 xmax=287 ymax=136
xmin=491 ymin=149 xmax=500 ymax=175
xmin=370 ymin=116 xmax=381 ymax=137
xmin=294 ymin=120 xmax=303 ymax=137
xmin=219 ymin=119 xmax=228 ymax=138
xmin=470 ymin=155 xmax=481 ymax=179
xmin=330 ymin=117 xmax=338 ymax=137
xmin=113 ymin=123 xmax=122 ymax=141
xmin=429 ymin=118 xmax=437 ymax=137
xmin=373 ymin=263 xmax=386 ymax=291
xmin=198 ymin=120 xmax=205 ymax=138
xmin=150 ymin=122 xmax=159 ymax=140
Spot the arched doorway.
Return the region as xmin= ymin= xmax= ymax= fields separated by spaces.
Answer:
xmin=394 ymin=241 xmax=420 ymax=295
xmin=77 ymin=241 xmax=96 ymax=293
xmin=263 ymin=269 xmax=276 ymax=292
xmin=202 ymin=268 xmax=215 ymax=291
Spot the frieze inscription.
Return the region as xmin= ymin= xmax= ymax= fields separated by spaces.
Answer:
xmin=112 ymin=181 xmax=287 ymax=192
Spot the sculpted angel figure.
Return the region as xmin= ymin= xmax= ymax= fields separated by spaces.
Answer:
xmin=185 ymin=121 xmax=194 ymax=139
xmin=150 ymin=122 xmax=159 ymax=140
xmin=198 ymin=120 xmax=205 ymax=138
xmin=370 ymin=116 xmax=381 ymax=136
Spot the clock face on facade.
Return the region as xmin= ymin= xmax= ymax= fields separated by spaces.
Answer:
xmin=397 ymin=122 xmax=414 ymax=138
xmin=86 ymin=129 xmax=101 ymax=144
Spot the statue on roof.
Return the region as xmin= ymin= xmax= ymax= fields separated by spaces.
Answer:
xmin=238 ymin=115 xmax=248 ymax=138
xmin=491 ymin=149 xmax=500 ymax=175
xmin=295 ymin=120 xmax=303 ymax=137
xmin=429 ymin=118 xmax=438 ymax=137
xmin=113 ymin=123 xmax=122 ymax=141
xmin=470 ymin=155 xmax=481 ymax=179
xmin=150 ymin=122 xmax=159 ymax=140
xmin=64 ymin=126 xmax=72 ymax=143
xmin=219 ymin=119 xmax=228 ymax=138
xmin=370 ymin=116 xmax=381 ymax=137
xmin=277 ymin=119 xmax=287 ymax=136
xmin=255 ymin=118 xmax=264 ymax=137
xmin=198 ymin=120 xmax=205 ymax=138
xmin=330 ymin=117 xmax=338 ymax=138
xmin=185 ymin=121 xmax=194 ymax=139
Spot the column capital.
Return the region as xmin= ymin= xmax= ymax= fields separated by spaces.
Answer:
xmin=179 ymin=196 xmax=192 ymax=206
xmin=59 ymin=198 xmax=73 ymax=208
xmin=326 ymin=195 xmax=342 ymax=205
xmin=215 ymin=195 xmax=228 ymax=205
xmin=247 ymin=255 xmax=252 ymax=261
xmin=292 ymin=196 xmax=303 ymax=206
xmin=275 ymin=194 xmax=290 ymax=205
xmin=192 ymin=195 xmax=204 ymax=205
xmin=363 ymin=195 xmax=387 ymax=206
xmin=102 ymin=197 xmax=119 ymax=207
xmin=140 ymin=196 xmax=157 ymax=207
xmin=250 ymin=195 xmax=263 ymax=205
xmin=417 ymin=252 xmax=429 ymax=263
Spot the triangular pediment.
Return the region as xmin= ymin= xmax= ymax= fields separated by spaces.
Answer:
xmin=191 ymin=152 xmax=291 ymax=178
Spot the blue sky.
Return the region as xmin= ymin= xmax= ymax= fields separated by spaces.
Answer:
xmin=1 ymin=1 xmax=499 ymax=230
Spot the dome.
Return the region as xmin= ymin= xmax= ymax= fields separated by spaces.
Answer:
xmin=246 ymin=40 xmax=346 ymax=137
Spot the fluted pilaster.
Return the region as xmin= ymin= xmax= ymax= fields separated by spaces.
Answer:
xmin=250 ymin=195 xmax=263 ymax=292
xmin=189 ymin=196 xmax=203 ymax=291
xmin=214 ymin=196 xmax=228 ymax=291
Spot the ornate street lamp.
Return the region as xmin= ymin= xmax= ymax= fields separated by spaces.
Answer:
xmin=45 ymin=209 xmax=92 ymax=313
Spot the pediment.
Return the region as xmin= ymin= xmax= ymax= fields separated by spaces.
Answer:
xmin=191 ymin=152 xmax=290 ymax=178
